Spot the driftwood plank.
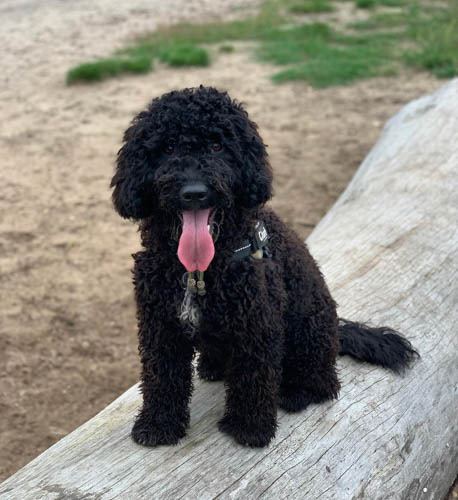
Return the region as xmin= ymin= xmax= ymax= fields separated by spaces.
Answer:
xmin=1 ymin=79 xmax=457 ymax=500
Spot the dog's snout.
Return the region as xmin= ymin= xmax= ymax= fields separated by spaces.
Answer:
xmin=180 ymin=183 xmax=209 ymax=205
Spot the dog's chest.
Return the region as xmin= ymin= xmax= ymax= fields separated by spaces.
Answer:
xmin=179 ymin=288 xmax=201 ymax=335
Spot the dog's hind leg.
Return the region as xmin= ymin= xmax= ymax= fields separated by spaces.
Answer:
xmin=279 ymin=307 xmax=341 ymax=413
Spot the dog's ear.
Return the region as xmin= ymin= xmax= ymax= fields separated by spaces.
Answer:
xmin=110 ymin=115 xmax=155 ymax=220
xmin=238 ymin=124 xmax=273 ymax=209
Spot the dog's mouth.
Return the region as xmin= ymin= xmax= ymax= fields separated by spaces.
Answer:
xmin=177 ymin=209 xmax=216 ymax=272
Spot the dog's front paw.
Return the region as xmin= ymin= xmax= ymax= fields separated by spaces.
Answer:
xmin=131 ymin=411 xmax=187 ymax=447
xmin=218 ymin=413 xmax=276 ymax=448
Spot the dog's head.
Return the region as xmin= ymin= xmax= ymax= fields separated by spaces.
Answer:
xmin=110 ymin=86 xmax=273 ymax=271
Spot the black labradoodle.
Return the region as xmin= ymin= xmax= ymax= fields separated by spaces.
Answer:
xmin=110 ymin=86 xmax=418 ymax=448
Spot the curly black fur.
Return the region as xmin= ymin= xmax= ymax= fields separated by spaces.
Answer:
xmin=110 ymin=86 xmax=419 ymax=448
xmin=338 ymin=319 xmax=419 ymax=374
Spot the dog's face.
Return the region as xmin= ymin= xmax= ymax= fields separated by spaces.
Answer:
xmin=110 ymin=86 xmax=272 ymax=271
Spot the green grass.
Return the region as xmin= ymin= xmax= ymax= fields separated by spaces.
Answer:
xmin=157 ymin=43 xmax=210 ymax=66
xmin=354 ymin=0 xmax=406 ymax=7
xmin=257 ymin=23 xmax=333 ymax=64
xmin=347 ymin=19 xmax=378 ymax=30
xmin=259 ymin=23 xmax=398 ymax=87
xmin=355 ymin=0 xmax=376 ymax=8
xmin=272 ymin=45 xmax=392 ymax=86
xmin=219 ymin=44 xmax=235 ymax=53
xmin=376 ymin=0 xmax=405 ymax=6
xmin=403 ymin=4 xmax=458 ymax=78
xmin=348 ymin=11 xmax=406 ymax=30
xmin=66 ymin=0 xmax=458 ymax=86
xmin=289 ymin=0 xmax=335 ymax=14
xmin=347 ymin=1 xmax=458 ymax=80
xmin=66 ymin=56 xmax=152 ymax=84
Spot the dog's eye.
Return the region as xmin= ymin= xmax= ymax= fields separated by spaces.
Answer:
xmin=164 ymin=144 xmax=174 ymax=155
xmin=211 ymin=142 xmax=222 ymax=152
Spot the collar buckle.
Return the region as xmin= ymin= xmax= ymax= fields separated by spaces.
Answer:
xmin=232 ymin=220 xmax=271 ymax=261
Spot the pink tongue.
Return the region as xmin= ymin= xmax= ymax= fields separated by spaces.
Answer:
xmin=177 ymin=209 xmax=215 ymax=271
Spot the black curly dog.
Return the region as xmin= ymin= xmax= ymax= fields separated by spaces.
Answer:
xmin=110 ymin=86 xmax=418 ymax=448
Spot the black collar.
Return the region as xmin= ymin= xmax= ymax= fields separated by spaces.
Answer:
xmin=232 ymin=220 xmax=270 ymax=260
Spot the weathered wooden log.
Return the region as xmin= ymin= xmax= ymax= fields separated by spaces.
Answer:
xmin=1 ymin=79 xmax=457 ymax=500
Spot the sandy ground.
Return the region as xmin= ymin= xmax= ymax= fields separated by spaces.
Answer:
xmin=0 ymin=0 xmax=445 ymax=484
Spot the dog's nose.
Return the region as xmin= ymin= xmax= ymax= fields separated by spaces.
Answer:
xmin=179 ymin=183 xmax=209 ymax=205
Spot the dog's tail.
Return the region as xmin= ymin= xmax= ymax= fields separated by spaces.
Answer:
xmin=338 ymin=319 xmax=419 ymax=374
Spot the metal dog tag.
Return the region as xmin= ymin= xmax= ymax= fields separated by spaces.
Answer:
xmin=182 ymin=271 xmax=206 ymax=295
xmin=196 ymin=271 xmax=206 ymax=296
xmin=182 ymin=272 xmax=197 ymax=293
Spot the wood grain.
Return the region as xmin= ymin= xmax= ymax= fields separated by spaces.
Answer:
xmin=1 ymin=79 xmax=457 ymax=500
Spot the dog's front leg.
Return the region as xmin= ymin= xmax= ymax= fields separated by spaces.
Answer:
xmin=131 ymin=255 xmax=194 ymax=447
xmin=132 ymin=318 xmax=194 ymax=447
xmin=132 ymin=323 xmax=194 ymax=447
xmin=218 ymin=261 xmax=284 ymax=448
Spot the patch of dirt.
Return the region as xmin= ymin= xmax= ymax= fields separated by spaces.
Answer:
xmin=0 ymin=0 xmax=442 ymax=482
